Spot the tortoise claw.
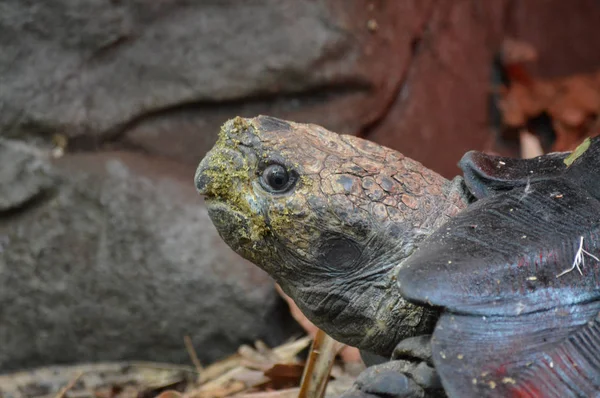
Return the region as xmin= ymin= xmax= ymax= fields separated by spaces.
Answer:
xmin=392 ymin=335 xmax=433 ymax=365
xmin=341 ymin=360 xmax=445 ymax=398
xmin=409 ymin=362 xmax=443 ymax=391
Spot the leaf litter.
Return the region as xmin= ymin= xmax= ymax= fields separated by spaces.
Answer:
xmin=0 ymin=335 xmax=362 ymax=398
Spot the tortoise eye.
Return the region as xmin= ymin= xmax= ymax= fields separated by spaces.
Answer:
xmin=260 ymin=164 xmax=296 ymax=193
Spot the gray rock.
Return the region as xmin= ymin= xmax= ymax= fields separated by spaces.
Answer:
xmin=0 ymin=139 xmax=56 ymax=212
xmin=0 ymin=0 xmax=423 ymax=165
xmin=0 ymin=141 xmax=300 ymax=372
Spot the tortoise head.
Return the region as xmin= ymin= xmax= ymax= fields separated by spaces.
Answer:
xmin=195 ymin=116 xmax=462 ymax=355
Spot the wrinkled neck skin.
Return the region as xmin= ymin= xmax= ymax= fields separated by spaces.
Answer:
xmin=276 ymin=176 xmax=470 ymax=357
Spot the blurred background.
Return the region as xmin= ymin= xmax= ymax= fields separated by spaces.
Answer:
xmin=1 ymin=0 xmax=600 ymax=396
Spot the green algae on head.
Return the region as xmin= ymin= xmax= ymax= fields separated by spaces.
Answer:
xmin=194 ymin=115 xmax=462 ymax=357
xmin=195 ymin=116 xmax=322 ymax=257
xmin=197 ymin=119 xmax=266 ymax=241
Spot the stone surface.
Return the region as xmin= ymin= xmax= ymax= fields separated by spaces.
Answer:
xmin=0 ymin=0 xmax=433 ymax=167
xmin=0 ymin=140 xmax=56 ymax=212
xmin=0 ymin=140 xmax=300 ymax=372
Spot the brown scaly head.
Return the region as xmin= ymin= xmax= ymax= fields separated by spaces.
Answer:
xmin=195 ymin=115 xmax=468 ymax=356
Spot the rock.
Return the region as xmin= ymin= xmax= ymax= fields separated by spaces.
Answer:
xmin=0 ymin=140 xmax=300 ymax=372
xmin=0 ymin=0 xmax=437 ymax=166
xmin=0 ymin=140 xmax=56 ymax=212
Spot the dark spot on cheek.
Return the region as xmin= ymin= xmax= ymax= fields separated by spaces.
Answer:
xmin=318 ymin=236 xmax=361 ymax=270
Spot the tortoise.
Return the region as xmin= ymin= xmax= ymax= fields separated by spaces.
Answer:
xmin=194 ymin=115 xmax=600 ymax=397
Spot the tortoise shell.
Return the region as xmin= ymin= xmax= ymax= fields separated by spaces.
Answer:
xmin=398 ymin=137 xmax=600 ymax=397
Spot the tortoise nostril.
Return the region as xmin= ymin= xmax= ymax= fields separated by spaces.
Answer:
xmin=195 ymin=173 xmax=211 ymax=194
xmin=195 ymin=147 xmax=249 ymax=195
xmin=195 ymin=156 xmax=213 ymax=194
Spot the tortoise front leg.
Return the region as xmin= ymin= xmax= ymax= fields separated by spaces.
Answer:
xmin=341 ymin=336 xmax=445 ymax=398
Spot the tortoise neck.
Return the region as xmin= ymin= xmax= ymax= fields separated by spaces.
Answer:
xmin=384 ymin=174 xmax=470 ymax=239
xmin=431 ymin=176 xmax=471 ymax=230
xmin=368 ymin=176 xmax=470 ymax=354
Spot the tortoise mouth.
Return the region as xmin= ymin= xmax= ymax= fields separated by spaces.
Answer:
xmin=204 ymin=199 xmax=271 ymax=258
xmin=205 ymin=200 xmax=251 ymax=252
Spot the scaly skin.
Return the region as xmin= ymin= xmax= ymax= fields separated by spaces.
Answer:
xmin=195 ymin=115 xmax=470 ymax=357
